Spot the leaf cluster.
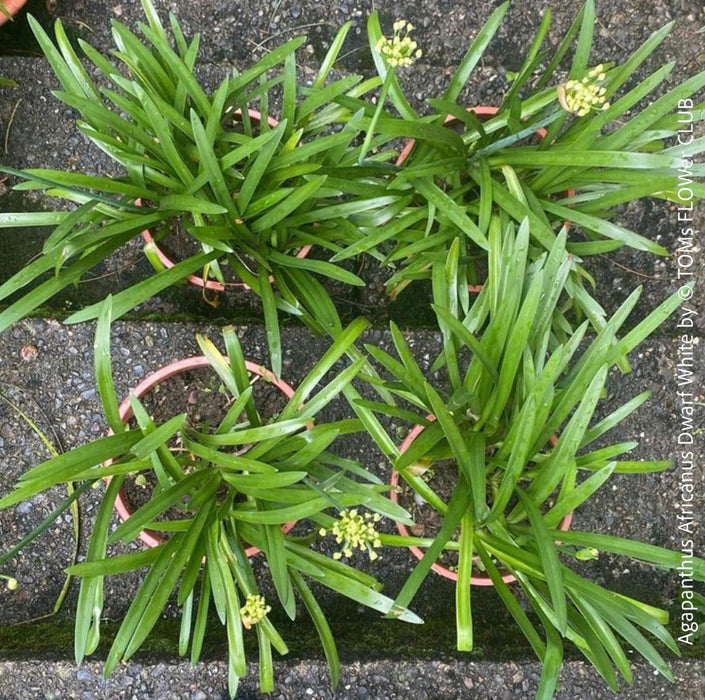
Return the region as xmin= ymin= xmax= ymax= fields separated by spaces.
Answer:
xmin=359 ymin=219 xmax=700 ymax=695
xmin=0 ymin=303 xmax=419 ymax=696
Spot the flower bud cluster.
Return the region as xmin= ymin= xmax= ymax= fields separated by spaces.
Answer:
xmin=239 ymin=593 xmax=271 ymax=629
xmin=375 ymin=20 xmax=422 ymax=68
xmin=560 ymin=64 xmax=610 ymax=117
xmin=319 ymin=509 xmax=383 ymax=561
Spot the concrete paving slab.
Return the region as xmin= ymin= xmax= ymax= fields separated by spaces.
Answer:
xmin=0 ymin=656 xmax=704 ymax=700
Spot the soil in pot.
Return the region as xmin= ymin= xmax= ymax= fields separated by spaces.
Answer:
xmin=398 ymin=459 xmax=462 ymax=570
xmin=394 ymin=452 xmax=570 ymax=579
xmin=121 ymin=365 xmax=291 ymax=522
xmin=144 ymin=214 xmax=313 ymax=293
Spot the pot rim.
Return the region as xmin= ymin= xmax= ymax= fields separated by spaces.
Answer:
xmin=0 ymin=0 xmax=29 ymax=26
xmin=390 ymin=416 xmax=573 ymax=586
xmin=395 ymin=105 xmax=575 ymax=296
xmin=108 ymin=355 xmax=297 ymax=554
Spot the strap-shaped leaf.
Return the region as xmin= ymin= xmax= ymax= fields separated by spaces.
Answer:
xmin=443 ymin=2 xmax=509 ymax=104
xmin=517 ymin=489 xmax=567 ymax=635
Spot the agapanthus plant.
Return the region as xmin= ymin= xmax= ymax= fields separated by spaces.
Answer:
xmin=332 ymin=0 xmax=705 ymax=337
xmin=0 ymin=0 xmax=406 ymax=377
xmin=357 ymin=219 xmax=701 ymax=697
xmin=0 ymin=303 xmax=419 ymax=698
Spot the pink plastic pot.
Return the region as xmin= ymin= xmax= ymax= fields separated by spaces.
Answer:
xmin=390 ymin=416 xmax=573 ymax=586
xmin=396 ymin=105 xmax=574 ymax=295
xmin=0 ymin=0 xmax=28 ymax=26
xmin=107 ymin=355 xmax=298 ymax=555
xmin=139 ymin=108 xmax=312 ymax=292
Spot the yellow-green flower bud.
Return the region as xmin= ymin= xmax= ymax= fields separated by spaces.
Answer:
xmin=239 ymin=594 xmax=271 ymax=629
xmin=558 ymin=64 xmax=610 ymax=117
xmin=320 ymin=509 xmax=384 ymax=561
xmin=575 ymin=547 xmax=600 ymax=561
xmin=376 ymin=19 xmax=422 ymax=69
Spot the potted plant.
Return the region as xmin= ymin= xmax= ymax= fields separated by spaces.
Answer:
xmin=0 ymin=302 xmax=420 ymax=698
xmin=0 ymin=0 xmax=402 ymax=378
xmin=357 ymin=220 xmax=703 ymax=696
xmin=331 ymin=1 xmax=704 ymax=334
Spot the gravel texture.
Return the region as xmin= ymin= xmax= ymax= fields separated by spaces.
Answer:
xmin=0 ymin=657 xmax=704 ymax=700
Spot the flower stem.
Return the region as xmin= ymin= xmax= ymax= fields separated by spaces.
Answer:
xmin=358 ymin=71 xmax=394 ymax=164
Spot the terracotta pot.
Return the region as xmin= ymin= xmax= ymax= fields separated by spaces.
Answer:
xmin=139 ymin=108 xmax=312 ymax=292
xmin=396 ymin=105 xmax=575 ymax=295
xmin=108 ymin=355 xmax=298 ymax=555
xmin=390 ymin=417 xmax=573 ymax=586
xmin=0 ymin=0 xmax=28 ymax=26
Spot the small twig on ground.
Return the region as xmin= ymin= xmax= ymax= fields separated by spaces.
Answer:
xmin=595 ymin=17 xmax=628 ymax=53
xmin=268 ymin=0 xmax=284 ymax=25
xmin=78 ymin=253 xmax=142 ymax=284
xmin=250 ymin=22 xmax=331 ymax=51
xmin=336 ymin=44 xmax=369 ymax=65
xmin=4 ymin=98 xmax=22 ymax=155
xmin=0 ymin=387 xmax=80 ymax=622
xmin=605 ymin=257 xmax=661 ymax=280
xmin=55 ymin=12 xmax=96 ymax=35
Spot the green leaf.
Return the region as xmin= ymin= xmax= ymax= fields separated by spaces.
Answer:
xmin=223 ymin=326 xmax=260 ymax=426
xmin=94 ymin=298 xmax=123 ymax=435
xmin=129 ymin=413 xmax=185 ymax=459
xmin=196 ymin=334 xmax=240 ymax=397
xmin=517 ymin=489 xmax=567 ymax=634
xmin=410 ymin=177 xmax=489 ymax=250
xmin=570 ymin=0 xmax=594 ymax=80
xmin=544 ymin=462 xmax=616 ymax=528
xmin=535 ymin=604 xmax=564 ymax=700
xmin=0 ymin=211 xmax=69 ymax=228
xmin=104 ymin=535 xmax=180 ymax=675
xmin=160 ymin=194 xmax=228 ymax=215
xmin=268 ymin=251 xmax=364 ymax=286
xmin=123 ymin=494 xmax=218 ymax=661
xmin=291 ymin=570 xmax=340 ymax=687
xmin=28 ymin=16 xmax=88 ymax=98
xmin=108 ymin=470 xmax=212 ymax=544
xmin=249 ymin=176 xmax=327 ymax=232
xmin=542 ymin=200 xmax=668 ymax=255
xmin=8 ymin=432 xmax=141 ymax=490
xmin=65 ymin=251 xmax=220 ymax=324
xmin=476 ymin=539 xmax=545 ymax=659
xmin=456 ymin=512 xmax=474 ymax=651
xmin=0 ymin=227 xmax=137 ymax=333
xmin=444 ymin=3 xmax=509 ymax=103
xmin=259 ymin=265 xmax=282 ymax=379
xmin=196 ymin=417 xmax=309 ymax=447
xmin=393 ymin=477 xmax=472 ymax=612
xmin=315 ymin=21 xmax=351 ymax=89
xmin=68 ymin=546 xmax=162 ymax=577
xmin=278 ymin=318 xmax=369 ymax=420
xmin=238 ymin=121 xmax=286 ymax=213
xmin=74 ymin=476 xmax=124 ymax=662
